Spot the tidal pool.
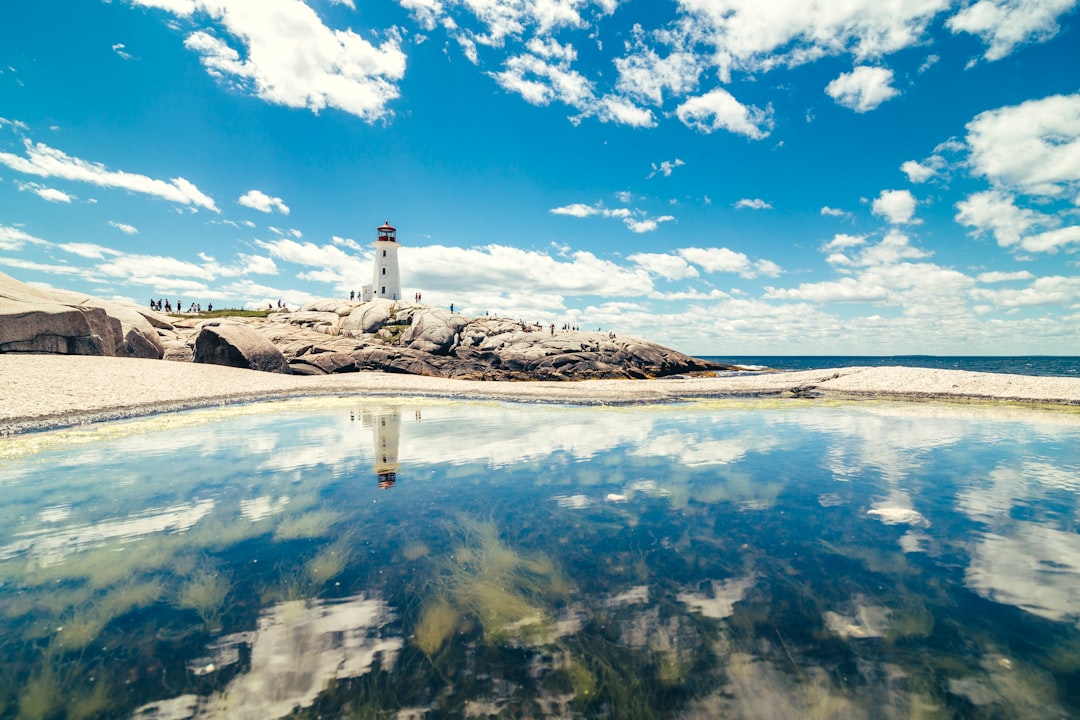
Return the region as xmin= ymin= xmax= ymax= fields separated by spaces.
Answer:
xmin=1 ymin=398 xmax=1079 ymax=719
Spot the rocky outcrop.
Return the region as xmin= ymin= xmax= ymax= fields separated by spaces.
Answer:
xmin=1 ymin=272 xmax=727 ymax=380
xmin=194 ymin=322 xmax=289 ymax=374
xmin=0 ymin=271 xmax=164 ymax=358
xmin=259 ymin=300 xmax=725 ymax=380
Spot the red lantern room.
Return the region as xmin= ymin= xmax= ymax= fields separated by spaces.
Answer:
xmin=377 ymin=221 xmax=396 ymax=242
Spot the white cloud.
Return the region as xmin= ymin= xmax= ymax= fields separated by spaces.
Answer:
xmin=15 ymin=180 xmax=72 ymax=203
xmin=625 ymin=215 xmax=675 ymax=233
xmin=627 ymin=252 xmax=700 ymax=280
xmin=490 ymin=43 xmax=594 ymax=109
xmin=900 ymin=159 xmax=936 ymax=183
xmin=613 ymin=34 xmax=702 ymax=106
xmin=0 ymin=225 xmax=50 ymax=251
xmin=58 ymin=242 xmax=117 ymax=259
xmin=0 ymin=139 xmax=218 ymax=211
xmin=823 ymin=233 xmax=868 ymax=251
xmin=406 ymin=244 xmax=653 ymax=297
xmin=821 ymin=206 xmax=851 ymax=219
xmin=734 ymin=198 xmax=771 ymax=210
xmin=550 ymin=202 xmax=600 ymax=218
xmin=825 ymin=66 xmax=899 ymax=113
xmin=109 ymin=220 xmax=139 ymax=235
xmin=648 ymin=157 xmax=685 ymax=178
xmin=767 ymin=231 xmax=969 ymax=317
xmin=238 ymin=189 xmax=290 ymax=215
xmin=872 ymin=189 xmax=918 ymax=224
xmin=972 ymin=275 xmax=1080 ymax=307
xmin=550 ymin=201 xmax=675 ymax=233
xmin=592 ymin=95 xmax=656 ymax=127
xmin=946 ymin=0 xmax=1078 ymax=62
xmin=112 ymin=42 xmax=135 ymax=60
xmin=130 ymin=0 xmax=407 ymax=121
xmin=1018 ymin=225 xmax=1080 ymax=252
xmin=674 ymin=0 xmax=950 ymax=80
xmin=955 ymin=189 xmax=1042 ymax=247
xmin=679 ymin=247 xmax=782 ymax=278
xmin=977 ymin=270 xmax=1035 ymax=283
xmin=964 ymin=92 xmax=1080 ymax=199
xmin=675 ymin=88 xmax=774 ymax=139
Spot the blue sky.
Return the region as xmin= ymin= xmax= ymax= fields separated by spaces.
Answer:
xmin=1 ymin=0 xmax=1078 ymax=355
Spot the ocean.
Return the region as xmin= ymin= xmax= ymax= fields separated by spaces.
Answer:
xmin=699 ymin=355 xmax=1080 ymax=377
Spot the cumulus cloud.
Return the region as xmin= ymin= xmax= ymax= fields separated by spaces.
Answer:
xmin=734 ymin=198 xmax=772 ymax=210
xmin=675 ymin=88 xmax=774 ymax=138
xmin=0 ymin=139 xmax=218 ymax=211
xmin=964 ymin=92 xmax=1080 ymax=199
xmin=946 ymin=0 xmax=1078 ymax=62
xmin=407 ymin=244 xmax=653 ymax=297
xmin=823 ymin=233 xmax=868 ymax=251
xmin=627 ymin=252 xmax=700 ymax=280
xmin=674 ymin=0 xmax=949 ymax=79
xmin=767 ymin=231 xmax=970 ymax=318
xmin=129 ymin=0 xmax=407 ymax=121
xmin=872 ymin=189 xmax=918 ymax=224
xmin=971 ymin=275 xmax=1080 ymax=307
xmin=238 ymin=189 xmax=290 ymax=215
xmin=825 ymin=66 xmax=900 ymax=113
xmin=613 ymin=34 xmax=702 ymax=107
xmin=490 ymin=41 xmax=595 ymax=109
xmin=900 ymin=159 xmax=938 ymax=183
xmin=679 ymin=247 xmax=782 ymax=279
xmin=955 ymin=189 xmax=1042 ymax=247
xmin=625 ymin=215 xmax=675 ymax=233
xmin=977 ymin=270 xmax=1034 ymax=283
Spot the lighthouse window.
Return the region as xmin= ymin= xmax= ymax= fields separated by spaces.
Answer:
xmin=382 ymin=268 xmax=386 ymax=275
xmin=382 ymin=250 xmax=386 ymax=257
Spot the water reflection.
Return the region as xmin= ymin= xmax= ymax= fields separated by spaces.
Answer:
xmin=354 ymin=406 xmax=403 ymax=489
xmin=0 ymin=399 xmax=1078 ymax=718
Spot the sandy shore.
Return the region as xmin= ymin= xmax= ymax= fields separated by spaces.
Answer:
xmin=2 ymin=354 xmax=1078 ymax=435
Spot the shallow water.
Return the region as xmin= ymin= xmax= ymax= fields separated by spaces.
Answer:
xmin=1 ymin=398 xmax=1079 ymax=719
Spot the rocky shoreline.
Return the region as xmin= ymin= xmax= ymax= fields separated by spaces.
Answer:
xmin=1 ymin=271 xmax=725 ymax=380
xmin=3 ymin=272 xmax=1079 ymax=437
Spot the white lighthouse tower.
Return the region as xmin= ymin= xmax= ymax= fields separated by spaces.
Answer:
xmin=370 ymin=220 xmax=400 ymax=302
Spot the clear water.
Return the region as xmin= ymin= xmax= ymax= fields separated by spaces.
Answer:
xmin=1 ymin=398 xmax=1079 ymax=719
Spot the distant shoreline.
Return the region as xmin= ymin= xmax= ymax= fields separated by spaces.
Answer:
xmin=698 ymin=355 xmax=1080 ymax=378
xmin=3 ymin=354 xmax=1079 ymax=436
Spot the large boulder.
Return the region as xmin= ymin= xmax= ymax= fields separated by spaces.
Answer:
xmin=341 ymin=299 xmax=398 ymax=336
xmin=0 ymin=271 xmax=163 ymax=358
xmin=194 ymin=322 xmax=289 ymax=373
xmin=401 ymin=308 xmax=469 ymax=355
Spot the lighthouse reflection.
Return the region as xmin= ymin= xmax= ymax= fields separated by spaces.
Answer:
xmin=354 ymin=406 xmax=403 ymax=489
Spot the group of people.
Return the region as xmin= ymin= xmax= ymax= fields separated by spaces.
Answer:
xmin=149 ymin=298 xmax=212 ymax=314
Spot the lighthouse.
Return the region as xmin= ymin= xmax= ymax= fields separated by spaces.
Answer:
xmin=370 ymin=220 xmax=400 ymax=301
